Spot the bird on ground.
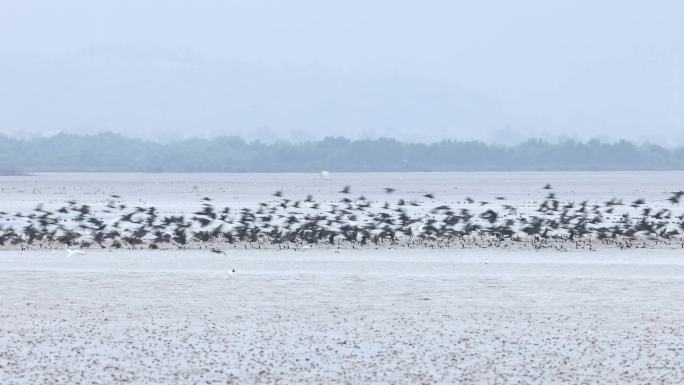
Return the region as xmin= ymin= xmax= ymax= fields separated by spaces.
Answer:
xmin=211 ymin=247 xmax=226 ymax=255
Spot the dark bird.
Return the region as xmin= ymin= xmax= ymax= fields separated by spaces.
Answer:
xmin=667 ymin=191 xmax=684 ymax=205
xmin=211 ymin=247 xmax=226 ymax=255
xmin=2 ymin=182 xmax=683 ymax=253
xmin=631 ymin=198 xmax=646 ymax=208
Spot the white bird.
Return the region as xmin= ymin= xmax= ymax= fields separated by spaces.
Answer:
xmin=228 ymin=269 xmax=236 ymax=278
xmin=65 ymin=246 xmax=85 ymax=257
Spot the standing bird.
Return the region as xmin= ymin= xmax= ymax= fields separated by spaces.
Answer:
xmin=211 ymin=247 xmax=226 ymax=255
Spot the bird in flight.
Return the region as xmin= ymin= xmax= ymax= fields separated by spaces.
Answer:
xmin=667 ymin=191 xmax=684 ymax=205
xmin=631 ymin=198 xmax=646 ymax=208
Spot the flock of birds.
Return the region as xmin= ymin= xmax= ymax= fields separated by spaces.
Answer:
xmin=1 ymin=184 xmax=684 ymax=253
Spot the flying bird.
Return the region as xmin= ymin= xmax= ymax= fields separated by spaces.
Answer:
xmin=667 ymin=191 xmax=684 ymax=205
xmin=631 ymin=198 xmax=646 ymax=208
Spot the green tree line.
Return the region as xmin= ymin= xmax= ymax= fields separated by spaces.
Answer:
xmin=1 ymin=132 xmax=683 ymax=173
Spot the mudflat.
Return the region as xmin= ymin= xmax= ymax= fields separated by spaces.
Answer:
xmin=1 ymin=249 xmax=683 ymax=385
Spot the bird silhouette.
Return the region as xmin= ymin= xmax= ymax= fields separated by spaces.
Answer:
xmin=0 ymin=182 xmax=682 ymax=252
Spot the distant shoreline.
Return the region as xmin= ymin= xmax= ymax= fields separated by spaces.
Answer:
xmin=5 ymin=170 xmax=684 ymax=176
xmin=1 ymin=132 xmax=684 ymax=172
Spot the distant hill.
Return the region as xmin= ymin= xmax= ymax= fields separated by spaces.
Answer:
xmin=0 ymin=132 xmax=683 ymax=172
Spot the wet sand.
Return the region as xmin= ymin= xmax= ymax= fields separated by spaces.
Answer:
xmin=1 ymin=249 xmax=683 ymax=385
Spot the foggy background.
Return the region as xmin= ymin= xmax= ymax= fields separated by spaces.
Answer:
xmin=1 ymin=0 xmax=683 ymax=145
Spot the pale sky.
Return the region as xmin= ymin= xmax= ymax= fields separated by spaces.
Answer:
xmin=1 ymin=0 xmax=683 ymax=144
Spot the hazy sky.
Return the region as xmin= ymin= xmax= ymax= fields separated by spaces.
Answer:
xmin=1 ymin=1 xmax=683 ymax=144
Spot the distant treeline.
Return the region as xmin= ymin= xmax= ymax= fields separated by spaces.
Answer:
xmin=1 ymin=132 xmax=684 ymax=172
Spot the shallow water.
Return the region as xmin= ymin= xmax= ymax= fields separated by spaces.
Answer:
xmin=0 ymin=171 xmax=682 ymax=213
